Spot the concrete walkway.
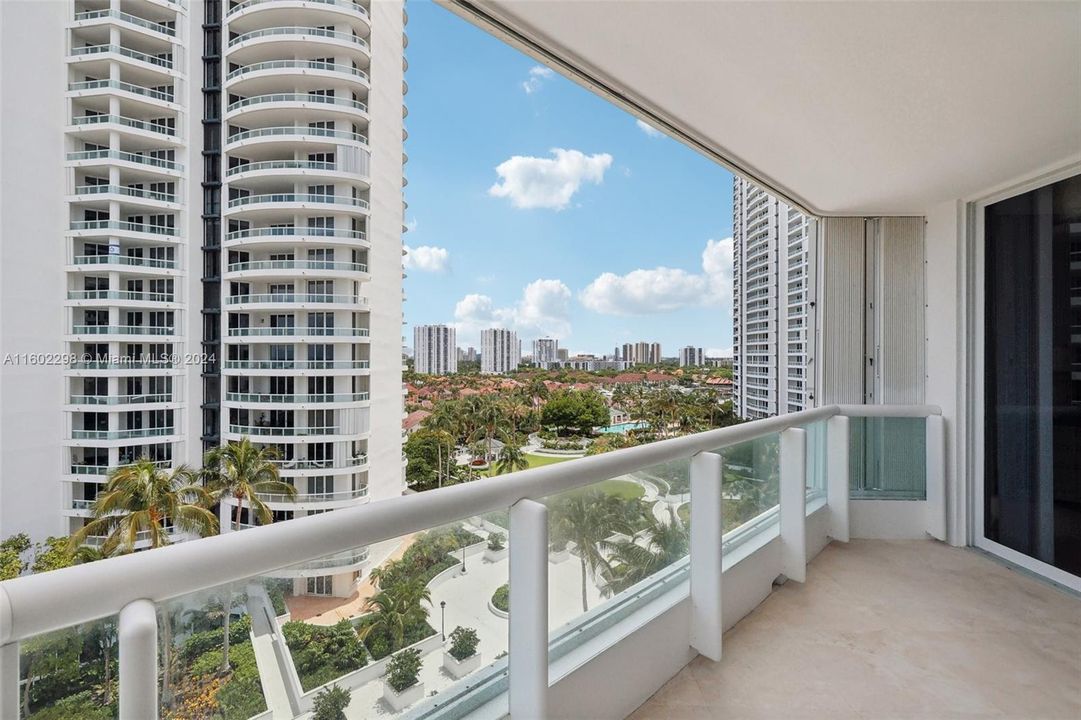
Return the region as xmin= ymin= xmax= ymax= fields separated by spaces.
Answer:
xmin=247 ymin=589 xmax=300 ymax=719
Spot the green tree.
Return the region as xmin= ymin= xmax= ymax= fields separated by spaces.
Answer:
xmin=602 ymin=508 xmax=688 ymax=596
xmin=312 ymin=684 xmax=351 ymax=720
xmin=494 ymin=440 xmax=529 ymax=475
xmin=282 ymin=621 xmax=367 ymax=691
xmin=0 ymin=533 xmax=30 ymax=580
xmin=31 ymin=536 xmax=75 ymax=574
xmin=358 ymin=578 xmax=431 ymax=652
xmin=201 ymin=438 xmax=296 ymax=673
xmin=550 ymin=491 xmax=632 ymax=611
xmin=541 ymin=390 xmax=609 ymax=436
xmin=384 ymin=648 xmax=423 ymax=693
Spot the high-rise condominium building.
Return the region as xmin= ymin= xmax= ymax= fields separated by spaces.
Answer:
xmin=731 ymin=177 xmax=815 ymax=419
xmin=0 ymin=0 xmax=406 ymax=597
xmin=679 ymin=346 xmax=704 ymax=367
xmin=623 ymin=341 xmax=661 ymax=365
xmin=413 ymin=325 xmax=456 ymax=374
xmin=532 ymin=337 xmax=558 ymax=366
xmin=481 ymin=328 xmax=520 ymax=374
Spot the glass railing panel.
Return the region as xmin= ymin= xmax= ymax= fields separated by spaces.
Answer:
xmin=849 ymin=416 xmax=927 ymax=500
xmin=18 ymin=615 xmax=119 ymax=720
xmin=717 ymin=433 xmax=780 ymax=541
xmin=802 ymin=419 xmax=828 ymax=498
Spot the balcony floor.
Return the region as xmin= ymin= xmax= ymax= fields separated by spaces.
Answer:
xmin=629 ymin=539 xmax=1081 ymax=719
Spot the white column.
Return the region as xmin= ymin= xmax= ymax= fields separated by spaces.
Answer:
xmin=0 ymin=642 xmax=18 ymax=720
xmin=689 ymin=451 xmax=723 ymax=661
xmin=780 ymin=428 xmax=807 ymax=583
xmin=509 ymin=499 xmax=547 ymax=719
xmin=925 ymin=415 xmax=947 ymax=541
xmin=826 ymin=415 xmax=850 ymax=542
xmin=119 ymin=599 xmax=158 ymax=720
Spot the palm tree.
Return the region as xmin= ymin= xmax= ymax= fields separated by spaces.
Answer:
xmin=495 ymin=440 xmax=529 ymax=475
xmin=602 ymin=508 xmax=688 ymax=596
xmin=69 ymin=460 xmax=217 ymax=705
xmin=358 ymin=578 xmax=431 ymax=651
xmin=550 ymin=491 xmax=632 ymax=612
xmin=428 ymin=404 xmax=460 ymax=488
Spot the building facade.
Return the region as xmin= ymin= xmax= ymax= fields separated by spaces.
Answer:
xmin=531 ymin=337 xmax=558 ymax=366
xmin=679 ymin=346 xmax=704 ymax=367
xmin=0 ymin=0 xmax=406 ymax=597
xmin=480 ymin=328 xmax=520 ymax=374
xmin=731 ymin=176 xmax=815 ymax=418
xmin=413 ymin=325 xmax=456 ymax=374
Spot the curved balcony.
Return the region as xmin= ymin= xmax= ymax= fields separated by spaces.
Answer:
xmin=68 ymin=43 xmax=175 ymax=72
xmin=68 ymin=393 xmax=173 ymax=406
xmin=68 ymin=359 xmax=178 ymax=372
xmin=224 ymin=226 xmax=367 ymax=249
xmin=225 ymin=93 xmax=368 ymax=121
xmin=224 ymin=125 xmax=367 ymax=152
xmin=73 ymin=183 xmax=178 ymax=206
xmin=224 ymin=391 xmax=369 ymax=405
xmin=225 ymin=424 xmax=343 ymax=439
xmin=225 ymin=158 xmax=370 ymax=188
xmin=224 ymin=59 xmax=368 ymax=93
xmin=223 ymin=359 xmax=369 ymax=371
xmin=226 ymin=26 xmax=370 ymax=57
xmin=69 ymin=115 xmax=179 ymax=146
xmin=68 ymin=79 xmax=177 ymax=109
xmin=225 ymin=293 xmax=367 ymax=310
xmin=67 ymin=290 xmax=176 ymax=306
xmin=272 ymin=548 xmax=370 ymax=577
xmin=226 ymin=258 xmax=366 ymax=275
xmin=69 ymin=220 xmax=178 ymax=239
xmin=226 ymin=326 xmax=370 ymax=343
xmin=226 ymin=0 xmax=370 ymax=23
xmin=67 ymin=149 xmax=183 ymax=174
xmin=255 ymin=485 xmax=368 ymax=504
xmin=73 ymin=8 xmax=177 ymax=38
xmin=71 ymin=426 xmax=175 ymax=441
xmin=271 ymin=454 xmax=368 ymax=472
xmin=224 ymin=193 xmax=369 ymax=219
xmin=71 ymin=255 xmax=177 ymax=271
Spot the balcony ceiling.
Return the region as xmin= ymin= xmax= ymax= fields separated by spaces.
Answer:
xmin=462 ymin=1 xmax=1081 ymax=215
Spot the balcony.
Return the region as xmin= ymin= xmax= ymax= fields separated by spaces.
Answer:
xmin=70 ymin=426 xmax=175 ymax=441
xmin=72 ymin=9 xmax=177 ymax=38
xmin=224 ymin=391 xmax=369 ymax=404
xmin=225 ymin=59 xmax=369 ymax=90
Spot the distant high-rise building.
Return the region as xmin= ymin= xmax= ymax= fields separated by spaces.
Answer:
xmin=621 ymin=343 xmax=634 ymax=364
xmin=557 ymin=348 xmax=569 ymax=361
xmin=414 ymin=326 xmax=457 ymax=374
xmin=533 ymin=338 xmax=558 ymax=365
xmin=679 ymin=346 xmax=704 ymax=367
xmin=650 ymin=342 xmax=663 ymax=364
xmin=732 ymin=177 xmax=816 ymax=418
xmin=481 ymin=328 xmax=521 ymax=374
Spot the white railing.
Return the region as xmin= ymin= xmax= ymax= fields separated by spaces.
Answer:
xmin=0 ymin=404 xmax=944 ymax=719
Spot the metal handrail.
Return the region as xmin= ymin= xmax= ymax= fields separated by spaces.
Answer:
xmin=227 ymin=26 xmax=370 ymax=51
xmin=226 ymin=259 xmax=367 ymax=273
xmin=69 ymin=44 xmax=173 ymax=69
xmin=227 ymin=326 xmax=369 ymax=337
xmin=226 ymin=59 xmax=368 ymax=83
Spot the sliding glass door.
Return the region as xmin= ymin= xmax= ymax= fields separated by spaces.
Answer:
xmin=983 ymin=173 xmax=1081 ymax=580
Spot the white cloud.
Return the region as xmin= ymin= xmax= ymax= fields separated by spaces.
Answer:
xmin=635 ymin=119 xmax=662 ymax=138
xmin=453 ymin=279 xmax=572 ymax=345
xmin=579 ymin=237 xmax=733 ymax=315
xmin=488 ymin=149 xmax=613 ymax=210
xmin=403 ymin=245 xmax=449 ymax=273
xmin=522 ymin=65 xmax=554 ymax=94
xmin=405 ymin=218 xmax=418 ymax=233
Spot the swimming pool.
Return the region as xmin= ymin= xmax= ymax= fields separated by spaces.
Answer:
xmin=597 ymin=421 xmax=649 ymax=434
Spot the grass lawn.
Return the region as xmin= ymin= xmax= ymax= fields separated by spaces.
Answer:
xmin=481 ymin=456 xmax=645 ymax=501
xmin=481 ymin=452 xmax=573 ymax=477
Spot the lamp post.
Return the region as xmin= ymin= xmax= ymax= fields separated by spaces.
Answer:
xmin=460 ymin=543 xmax=467 ymax=574
xmin=440 ymin=600 xmax=446 ymax=642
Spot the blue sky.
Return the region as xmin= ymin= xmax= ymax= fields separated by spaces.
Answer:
xmin=402 ymin=2 xmax=734 ymax=357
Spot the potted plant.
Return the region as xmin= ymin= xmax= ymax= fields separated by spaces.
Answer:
xmin=548 ymin=538 xmax=570 ymax=564
xmin=484 ymin=531 xmax=507 ymax=562
xmin=312 ymin=684 xmax=351 ymax=720
xmin=383 ymin=647 xmax=424 ymax=711
xmin=489 ymin=584 xmax=509 ymax=618
xmin=442 ymin=626 xmax=481 ymax=679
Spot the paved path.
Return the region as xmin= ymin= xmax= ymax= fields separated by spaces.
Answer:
xmin=247 ymin=590 xmax=300 ymax=719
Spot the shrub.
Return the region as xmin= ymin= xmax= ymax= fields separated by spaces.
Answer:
xmin=312 ymin=684 xmax=351 ymax=720
xmin=448 ymin=626 xmax=479 ymax=661
xmin=491 ymin=584 xmax=509 ymax=612
xmin=486 ymin=532 xmax=505 ymax=551
xmin=384 ymin=648 xmax=423 ymax=693
xmin=282 ymin=620 xmax=367 ymax=691
xmin=180 ymin=615 xmax=252 ymax=666
xmin=26 ymin=690 xmax=114 ymax=720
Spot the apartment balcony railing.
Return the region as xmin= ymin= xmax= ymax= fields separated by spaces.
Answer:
xmin=271 ymin=454 xmax=367 ymax=471
xmin=227 ymin=326 xmax=369 ymax=337
xmin=227 ymin=259 xmax=367 ymax=273
xmin=226 ymin=93 xmax=367 ymax=114
xmin=69 ymin=359 xmax=176 ymax=370
xmin=69 ymin=113 xmax=177 ymax=137
xmin=225 ymin=293 xmax=366 ymax=305
xmin=223 ymin=359 xmax=369 ymax=370
xmin=225 ymin=226 xmax=365 ymax=242
xmin=69 ymin=460 xmax=171 ymax=476
xmin=227 ymin=424 xmax=340 ymax=437
xmin=226 ymin=193 xmax=369 ymax=210
xmin=226 ymin=125 xmax=368 ymax=146
xmin=83 ymin=525 xmax=177 ymax=548
xmin=69 ymin=220 xmax=177 ymax=237
xmin=224 ymin=391 xmax=369 ymax=403
xmin=67 ymin=290 xmax=175 ymax=303
xmin=0 ymin=404 xmax=946 ymax=720
xmin=226 ymin=159 xmax=337 ymax=177
xmin=225 ymin=59 xmax=368 ymax=84
xmin=73 ymin=255 xmax=177 ymax=270
xmin=73 ymin=9 xmax=177 ymax=36
xmin=71 ymin=426 xmax=175 ymax=440
xmin=69 ymin=79 xmax=175 ymax=104
xmin=70 ymin=325 xmax=175 ymax=336
xmin=254 ymin=486 xmax=368 ymax=503
xmin=225 ymin=0 xmax=370 ymax=21
xmin=69 ymin=393 xmax=173 ymax=405
xmin=67 ymin=149 xmax=183 ymax=172
xmin=74 ymin=183 xmax=177 ymax=203
xmin=226 ymin=26 xmax=370 ymax=52
xmin=69 ymin=44 xmax=174 ymax=70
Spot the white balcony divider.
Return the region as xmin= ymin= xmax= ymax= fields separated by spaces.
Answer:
xmin=118 ymin=599 xmax=158 ymax=719
xmin=779 ymin=427 xmax=808 ymax=583
xmin=0 ymin=404 xmax=942 ymax=719
xmin=826 ymin=415 xmax=851 ymax=542
xmin=925 ymin=414 xmax=947 ymax=541
xmin=689 ymin=450 xmax=724 ymax=661
xmin=509 ymin=499 xmax=548 ymax=719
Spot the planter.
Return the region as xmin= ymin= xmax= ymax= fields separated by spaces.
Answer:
xmin=443 ymin=650 xmax=482 ymax=679
xmin=383 ymin=681 xmax=424 ymax=712
xmin=484 ymin=546 xmax=508 ymax=562
xmin=487 ymin=598 xmax=509 ymax=619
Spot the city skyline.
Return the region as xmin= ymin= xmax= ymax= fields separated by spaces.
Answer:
xmin=400 ymin=3 xmax=735 ymax=357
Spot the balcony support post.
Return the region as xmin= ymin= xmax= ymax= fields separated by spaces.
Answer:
xmin=925 ymin=415 xmax=947 ymax=541
xmin=0 ymin=643 xmax=17 ymax=720
xmin=689 ymin=450 xmax=724 ymax=661
xmin=119 ymin=598 xmax=158 ymax=720
xmin=826 ymin=415 xmax=850 ymax=542
xmin=780 ymin=427 xmax=807 ymax=583
xmin=509 ymin=498 xmax=548 ymax=719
